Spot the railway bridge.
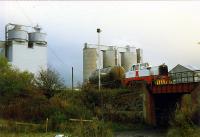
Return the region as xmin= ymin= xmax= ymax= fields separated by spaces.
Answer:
xmin=143 ymin=71 xmax=200 ymax=126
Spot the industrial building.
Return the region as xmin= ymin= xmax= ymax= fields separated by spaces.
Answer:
xmin=169 ymin=64 xmax=200 ymax=83
xmin=83 ymin=43 xmax=143 ymax=82
xmin=0 ymin=23 xmax=47 ymax=74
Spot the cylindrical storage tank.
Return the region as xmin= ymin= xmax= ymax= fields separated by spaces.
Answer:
xmin=136 ymin=48 xmax=143 ymax=63
xmin=83 ymin=47 xmax=97 ymax=82
xmin=103 ymin=48 xmax=116 ymax=68
xmin=121 ymin=52 xmax=137 ymax=71
xmin=7 ymin=25 xmax=28 ymax=42
xmin=29 ymin=26 xmax=47 ymax=45
xmin=89 ymin=66 xmax=125 ymax=87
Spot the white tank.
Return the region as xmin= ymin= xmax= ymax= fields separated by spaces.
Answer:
xmin=29 ymin=26 xmax=47 ymax=45
xmin=121 ymin=51 xmax=137 ymax=71
xmin=103 ymin=47 xmax=116 ymax=68
xmin=7 ymin=25 xmax=28 ymax=42
xmin=83 ymin=47 xmax=97 ymax=82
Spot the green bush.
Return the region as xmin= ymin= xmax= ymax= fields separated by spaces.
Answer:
xmin=0 ymin=68 xmax=34 ymax=99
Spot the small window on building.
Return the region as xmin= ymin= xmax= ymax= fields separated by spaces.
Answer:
xmin=28 ymin=42 xmax=34 ymax=48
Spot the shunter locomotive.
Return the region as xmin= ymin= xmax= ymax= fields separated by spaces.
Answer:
xmin=89 ymin=63 xmax=170 ymax=87
xmin=123 ymin=63 xmax=169 ymax=87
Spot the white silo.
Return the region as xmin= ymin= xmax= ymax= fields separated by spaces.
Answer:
xmin=5 ymin=23 xmax=47 ymax=74
xmin=103 ymin=46 xmax=116 ymax=68
xmin=83 ymin=43 xmax=98 ymax=82
xmin=121 ymin=46 xmax=137 ymax=71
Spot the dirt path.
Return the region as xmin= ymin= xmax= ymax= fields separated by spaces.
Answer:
xmin=114 ymin=129 xmax=167 ymax=137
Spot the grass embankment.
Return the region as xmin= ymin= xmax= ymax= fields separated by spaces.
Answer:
xmin=0 ymin=86 xmax=146 ymax=136
xmin=0 ymin=132 xmax=56 ymax=137
xmin=0 ymin=118 xmax=114 ymax=137
xmin=0 ymin=56 xmax=147 ymax=136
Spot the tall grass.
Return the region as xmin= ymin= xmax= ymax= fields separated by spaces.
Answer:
xmin=0 ymin=132 xmax=56 ymax=137
xmin=167 ymin=97 xmax=200 ymax=137
xmin=71 ymin=119 xmax=113 ymax=137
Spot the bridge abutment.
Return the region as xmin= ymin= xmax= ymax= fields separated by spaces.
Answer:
xmin=143 ymin=87 xmax=156 ymax=126
xmin=143 ymin=83 xmax=200 ymax=126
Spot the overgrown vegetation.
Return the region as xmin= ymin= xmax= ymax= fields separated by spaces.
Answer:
xmin=1 ymin=56 xmax=142 ymax=135
xmin=34 ymin=68 xmax=65 ymax=99
xmin=167 ymin=95 xmax=200 ymax=137
xmin=3 ymin=55 xmax=199 ymax=136
xmin=82 ymin=84 xmax=144 ymax=124
xmin=0 ymin=57 xmax=75 ymax=130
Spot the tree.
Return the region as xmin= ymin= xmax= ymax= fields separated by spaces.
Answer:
xmin=0 ymin=55 xmax=11 ymax=72
xmin=0 ymin=56 xmax=34 ymax=98
xmin=35 ymin=68 xmax=65 ymax=99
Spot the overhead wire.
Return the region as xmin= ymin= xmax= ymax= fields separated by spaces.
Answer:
xmin=15 ymin=0 xmax=34 ymax=26
xmin=16 ymin=0 xmax=84 ymax=85
xmin=46 ymin=3 xmax=82 ymax=79
xmin=14 ymin=1 xmax=71 ymax=78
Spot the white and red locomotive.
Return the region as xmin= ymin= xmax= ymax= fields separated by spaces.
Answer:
xmin=123 ymin=63 xmax=169 ymax=86
xmin=89 ymin=62 xmax=170 ymax=87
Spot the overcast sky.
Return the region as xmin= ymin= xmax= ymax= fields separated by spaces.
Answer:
xmin=1 ymin=1 xmax=200 ymax=86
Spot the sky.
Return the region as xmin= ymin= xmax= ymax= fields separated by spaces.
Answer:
xmin=1 ymin=1 xmax=200 ymax=86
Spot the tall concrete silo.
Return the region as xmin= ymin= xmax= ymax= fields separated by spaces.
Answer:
xmin=83 ymin=44 xmax=97 ymax=82
xmin=121 ymin=46 xmax=137 ymax=71
xmin=136 ymin=48 xmax=143 ymax=63
xmin=103 ymin=46 xmax=116 ymax=68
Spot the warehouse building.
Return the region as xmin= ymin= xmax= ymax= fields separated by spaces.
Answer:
xmin=169 ymin=64 xmax=200 ymax=83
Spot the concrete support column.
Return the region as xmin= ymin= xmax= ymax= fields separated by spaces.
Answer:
xmin=144 ymin=89 xmax=156 ymax=125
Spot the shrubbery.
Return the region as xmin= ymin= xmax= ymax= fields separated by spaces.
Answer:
xmin=0 ymin=56 xmax=144 ymax=134
xmin=82 ymin=85 xmax=144 ymax=124
xmin=167 ymin=95 xmax=200 ymax=137
xmin=0 ymin=56 xmax=99 ymax=133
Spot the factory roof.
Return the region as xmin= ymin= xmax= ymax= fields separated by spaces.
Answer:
xmin=183 ymin=65 xmax=200 ymax=71
xmin=169 ymin=64 xmax=200 ymax=73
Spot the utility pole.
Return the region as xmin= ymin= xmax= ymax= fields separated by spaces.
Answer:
xmin=97 ymin=29 xmax=104 ymax=133
xmin=97 ymin=28 xmax=101 ymax=92
xmin=72 ymin=66 xmax=74 ymax=91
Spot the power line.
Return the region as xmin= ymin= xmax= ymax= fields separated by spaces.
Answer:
xmin=15 ymin=1 xmax=34 ymax=25
xmin=13 ymin=1 xmax=74 ymax=86
xmin=48 ymin=46 xmax=70 ymax=68
xmin=15 ymin=1 xmax=69 ymax=70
